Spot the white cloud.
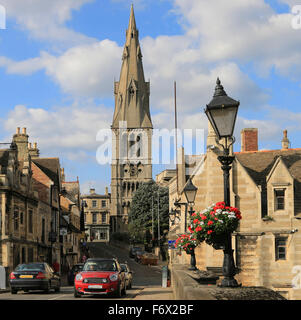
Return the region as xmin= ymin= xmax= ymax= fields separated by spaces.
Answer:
xmin=0 ymin=0 xmax=96 ymax=48
xmin=1 ymin=101 xmax=112 ymax=161
xmin=0 ymin=40 xmax=123 ymax=97
xmin=172 ymin=0 xmax=301 ymax=77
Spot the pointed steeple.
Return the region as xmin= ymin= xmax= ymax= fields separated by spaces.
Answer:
xmin=112 ymin=5 xmax=152 ymax=129
xmin=128 ymin=4 xmax=137 ymax=34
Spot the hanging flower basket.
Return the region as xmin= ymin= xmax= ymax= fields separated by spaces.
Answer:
xmin=188 ymin=202 xmax=242 ymax=249
xmin=175 ymin=234 xmax=197 ymax=255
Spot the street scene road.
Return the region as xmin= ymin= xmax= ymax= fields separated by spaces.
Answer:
xmin=0 ymin=243 xmax=166 ymax=301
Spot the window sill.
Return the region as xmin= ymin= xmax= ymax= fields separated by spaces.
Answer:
xmin=262 ymin=216 xmax=274 ymax=222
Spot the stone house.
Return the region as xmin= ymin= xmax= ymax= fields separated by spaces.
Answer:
xmin=0 ymin=128 xmax=39 ymax=277
xmin=168 ymin=123 xmax=301 ymax=300
xmin=60 ymin=177 xmax=82 ymax=268
xmin=81 ymin=188 xmax=111 ymax=242
xmin=0 ymin=127 xmax=83 ymax=277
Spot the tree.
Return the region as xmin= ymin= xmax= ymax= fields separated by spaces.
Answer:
xmin=128 ymin=180 xmax=169 ymax=245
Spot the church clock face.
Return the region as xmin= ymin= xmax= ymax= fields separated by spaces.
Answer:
xmin=130 ymin=166 xmax=137 ymax=176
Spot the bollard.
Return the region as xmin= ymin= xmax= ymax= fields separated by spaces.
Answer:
xmin=0 ymin=265 xmax=6 ymax=290
xmin=162 ymin=266 xmax=168 ymax=288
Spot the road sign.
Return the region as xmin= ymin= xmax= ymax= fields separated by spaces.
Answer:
xmin=168 ymin=240 xmax=176 ymax=249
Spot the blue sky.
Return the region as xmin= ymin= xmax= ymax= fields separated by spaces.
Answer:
xmin=0 ymin=0 xmax=300 ymax=193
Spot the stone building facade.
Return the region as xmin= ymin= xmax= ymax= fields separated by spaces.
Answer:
xmin=168 ymin=122 xmax=301 ymax=300
xmin=0 ymin=127 xmax=82 ymax=277
xmin=81 ymin=188 xmax=111 ymax=242
xmin=60 ymin=178 xmax=81 ymax=269
xmin=0 ymin=128 xmax=39 ymax=276
xmin=110 ymin=6 xmax=153 ymax=233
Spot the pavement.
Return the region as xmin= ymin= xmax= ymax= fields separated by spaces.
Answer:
xmin=132 ymin=286 xmax=173 ymax=300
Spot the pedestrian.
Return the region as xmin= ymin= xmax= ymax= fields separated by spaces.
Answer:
xmin=82 ymin=255 xmax=87 ymax=263
xmin=52 ymin=260 xmax=60 ymax=273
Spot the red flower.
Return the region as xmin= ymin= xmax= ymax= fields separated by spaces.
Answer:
xmin=207 ymin=230 xmax=213 ymax=235
xmin=201 ymin=215 xmax=207 ymax=220
xmin=193 ymin=219 xmax=199 ymax=224
xmin=207 ymin=220 xmax=214 ymax=226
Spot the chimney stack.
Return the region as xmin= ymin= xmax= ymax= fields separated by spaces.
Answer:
xmin=28 ymin=142 xmax=40 ymax=159
xmin=61 ymin=168 xmax=65 ymax=182
xmin=282 ymin=129 xmax=290 ymax=150
xmin=105 ymin=187 xmax=108 ymax=195
xmin=90 ymin=188 xmax=95 ymax=194
xmin=241 ymin=128 xmax=258 ymax=152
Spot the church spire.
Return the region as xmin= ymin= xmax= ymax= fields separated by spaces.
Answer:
xmin=128 ymin=4 xmax=136 ymax=34
xmin=112 ymin=5 xmax=152 ymax=129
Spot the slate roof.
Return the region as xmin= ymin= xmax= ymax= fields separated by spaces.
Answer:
xmin=235 ymin=149 xmax=301 ymax=185
xmin=32 ymin=158 xmax=61 ymax=186
xmin=62 ymin=181 xmax=80 ymax=205
xmin=235 ymin=148 xmax=301 ymax=215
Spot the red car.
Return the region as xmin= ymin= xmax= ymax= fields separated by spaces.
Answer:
xmin=74 ymin=258 xmax=126 ymax=298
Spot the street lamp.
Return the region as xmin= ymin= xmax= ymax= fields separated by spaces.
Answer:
xmin=183 ymin=178 xmax=198 ymax=271
xmin=205 ymin=77 xmax=240 ymax=287
xmin=184 ymin=178 xmax=198 ymax=215
xmin=80 ymin=200 xmax=88 ymax=232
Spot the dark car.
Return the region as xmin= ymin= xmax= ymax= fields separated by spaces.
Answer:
xmin=120 ymin=263 xmax=133 ymax=289
xmin=9 ymin=262 xmax=61 ymax=294
xmin=67 ymin=263 xmax=84 ymax=285
xmin=74 ymin=258 xmax=126 ymax=298
xmin=129 ymin=246 xmax=142 ymax=258
xmin=134 ymin=250 xmax=146 ymax=263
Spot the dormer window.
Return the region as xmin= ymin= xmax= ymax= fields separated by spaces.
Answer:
xmin=275 ymin=189 xmax=285 ymax=211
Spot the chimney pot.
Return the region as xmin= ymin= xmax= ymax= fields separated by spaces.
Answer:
xmin=33 ymin=142 xmax=37 ymax=149
xmin=28 ymin=143 xmax=32 ymax=149
xmin=282 ymin=129 xmax=290 ymax=150
xmin=16 ymin=127 xmax=20 ymax=134
xmin=90 ymin=188 xmax=95 ymax=194
xmin=22 ymin=127 xmax=26 ymax=135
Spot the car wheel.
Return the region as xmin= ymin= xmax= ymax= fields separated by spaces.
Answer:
xmin=11 ymin=289 xmax=17 ymax=294
xmin=114 ymin=283 xmax=122 ymax=298
xmin=74 ymin=289 xmax=81 ymax=298
xmin=44 ymin=281 xmax=51 ymax=293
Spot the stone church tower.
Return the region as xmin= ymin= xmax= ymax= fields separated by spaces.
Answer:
xmin=110 ymin=6 xmax=153 ymax=233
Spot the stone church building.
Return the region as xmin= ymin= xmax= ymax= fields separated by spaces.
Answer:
xmin=110 ymin=6 xmax=153 ymax=233
xmin=168 ymin=115 xmax=301 ymax=299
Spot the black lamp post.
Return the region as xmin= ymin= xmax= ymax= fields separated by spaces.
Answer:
xmin=80 ymin=200 xmax=87 ymax=232
xmin=183 ymin=178 xmax=198 ymax=271
xmin=205 ymin=78 xmax=240 ymax=287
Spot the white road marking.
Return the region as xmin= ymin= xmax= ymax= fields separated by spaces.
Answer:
xmin=48 ymin=294 xmax=66 ymax=300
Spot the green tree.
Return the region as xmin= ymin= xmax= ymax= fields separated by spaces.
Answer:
xmin=128 ymin=180 xmax=169 ymax=245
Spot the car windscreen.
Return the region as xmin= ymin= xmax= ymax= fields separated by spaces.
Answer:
xmin=72 ymin=265 xmax=83 ymax=272
xmin=120 ymin=264 xmax=128 ymax=272
xmin=15 ymin=263 xmax=45 ymax=271
xmin=132 ymin=247 xmax=142 ymax=251
xmin=83 ymin=261 xmax=117 ymax=272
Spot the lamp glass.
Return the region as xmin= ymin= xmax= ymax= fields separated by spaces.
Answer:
xmin=207 ymin=105 xmax=238 ymax=139
xmin=184 ymin=179 xmax=197 ymax=204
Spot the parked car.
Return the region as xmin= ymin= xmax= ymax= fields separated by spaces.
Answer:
xmin=74 ymin=258 xmax=126 ymax=298
xmin=67 ymin=263 xmax=84 ymax=285
xmin=134 ymin=250 xmax=146 ymax=263
xmin=129 ymin=246 xmax=143 ymax=258
xmin=120 ymin=263 xmax=133 ymax=289
xmin=9 ymin=262 xmax=61 ymax=294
